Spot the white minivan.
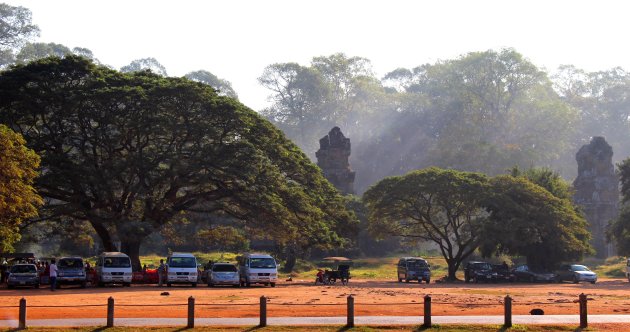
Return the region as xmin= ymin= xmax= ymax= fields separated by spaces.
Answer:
xmin=166 ymin=252 xmax=199 ymax=287
xmin=237 ymin=253 xmax=278 ymax=287
xmin=95 ymin=252 xmax=133 ymax=287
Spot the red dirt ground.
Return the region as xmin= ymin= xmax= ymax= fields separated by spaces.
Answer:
xmin=1 ymin=278 xmax=630 ymax=320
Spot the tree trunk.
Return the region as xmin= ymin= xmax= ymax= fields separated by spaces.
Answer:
xmin=447 ymin=261 xmax=458 ymax=282
xmin=283 ymin=253 xmax=297 ymax=273
xmin=121 ymin=238 xmax=143 ymax=272
xmin=89 ymin=220 xmax=116 ymax=252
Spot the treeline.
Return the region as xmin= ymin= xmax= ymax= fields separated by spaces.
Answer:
xmin=259 ymin=52 xmax=630 ymax=194
xmin=5 ymin=2 xmax=630 ymax=272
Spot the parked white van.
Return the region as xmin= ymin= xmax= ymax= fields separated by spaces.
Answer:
xmin=95 ymin=252 xmax=132 ymax=287
xmin=166 ymin=252 xmax=199 ymax=287
xmin=237 ymin=253 xmax=278 ymax=287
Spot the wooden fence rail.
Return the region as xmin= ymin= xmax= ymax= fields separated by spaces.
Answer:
xmin=12 ymin=293 xmax=589 ymax=329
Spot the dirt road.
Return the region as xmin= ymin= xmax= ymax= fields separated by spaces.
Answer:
xmin=1 ymin=278 xmax=629 ymax=320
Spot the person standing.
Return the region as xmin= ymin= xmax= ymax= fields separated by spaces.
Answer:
xmin=158 ymin=259 xmax=166 ymax=287
xmin=49 ymin=258 xmax=58 ymax=291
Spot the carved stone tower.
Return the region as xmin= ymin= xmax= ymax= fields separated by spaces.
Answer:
xmin=315 ymin=127 xmax=356 ymax=195
xmin=573 ymin=136 xmax=619 ymax=258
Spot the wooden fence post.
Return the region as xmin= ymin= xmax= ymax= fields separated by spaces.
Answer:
xmin=187 ymin=296 xmax=195 ymax=328
xmin=579 ymin=293 xmax=588 ymax=328
xmin=504 ymin=295 xmax=512 ymax=328
xmin=107 ymin=296 xmax=114 ymax=327
xmin=346 ymin=295 xmax=355 ymax=327
xmin=259 ymin=295 xmax=267 ymax=327
xmin=423 ymin=294 xmax=432 ymax=327
xmin=18 ymin=298 xmax=26 ymax=330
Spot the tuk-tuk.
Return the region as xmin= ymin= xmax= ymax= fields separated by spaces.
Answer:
xmin=319 ymin=257 xmax=352 ymax=285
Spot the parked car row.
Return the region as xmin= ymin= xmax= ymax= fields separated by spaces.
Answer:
xmin=463 ymin=261 xmax=597 ymax=284
xmin=2 ymin=252 xmax=279 ymax=289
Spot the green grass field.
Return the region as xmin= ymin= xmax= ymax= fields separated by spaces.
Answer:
xmin=129 ymin=252 xmax=627 ymax=281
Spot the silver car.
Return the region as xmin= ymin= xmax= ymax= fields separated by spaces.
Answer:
xmin=555 ymin=264 xmax=597 ymax=284
xmin=208 ymin=263 xmax=240 ymax=287
xmin=7 ymin=264 xmax=40 ymax=289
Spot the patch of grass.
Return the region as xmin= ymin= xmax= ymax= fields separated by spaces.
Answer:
xmin=586 ymin=256 xmax=626 ymax=278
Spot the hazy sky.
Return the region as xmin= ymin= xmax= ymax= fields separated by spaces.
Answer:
xmin=5 ymin=0 xmax=630 ymax=110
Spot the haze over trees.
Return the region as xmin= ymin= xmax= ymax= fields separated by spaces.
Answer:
xmin=0 ymin=56 xmax=357 ymax=269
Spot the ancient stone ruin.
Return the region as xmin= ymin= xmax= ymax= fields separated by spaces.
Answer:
xmin=573 ymin=136 xmax=619 ymax=258
xmin=315 ymin=127 xmax=356 ymax=195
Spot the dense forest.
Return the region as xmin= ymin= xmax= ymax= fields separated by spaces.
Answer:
xmin=2 ymin=3 xmax=630 ymax=264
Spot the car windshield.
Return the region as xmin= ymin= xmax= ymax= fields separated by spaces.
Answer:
xmin=10 ymin=265 xmax=36 ymax=273
xmin=212 ymin=264 xmax=237 ymax=272
xmin=406 ymin=260 xmax=428 ymax=269
xmin=168 ymin=257 xmax=196 ymax=268
xmin=104 ymin=257 xmax=131 ymax=268
xmin=250 ymin=257 xmax=276 ymax=269
xmin=59 ymin=258 xmax=83 ymax=268
xmin=472 ymin=263 xmax=492 ymax=270
xmin=571 ymin=265 xmax=590 ymax=272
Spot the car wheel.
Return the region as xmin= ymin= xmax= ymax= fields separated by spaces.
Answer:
xmin=405 ymin=279 xmax=410 ymax=283
xmin=7 ymin=285 xmax=13 ymax=289
xmin=590 ymin=281 xmax=596 ymax=284
xmin=398 ymin=278 xmax=402 ymax=283
xmin=425 ymin=279 xmax=430 ymax=284
xmin=270 ymin=282 xmax=276 ymax=287
xmin=35 ymin=283 xmax=40 ymax=289
xmin=529 ymin=276 xmax=535 ymax=283
xmin=246 ymin=281 xmax=251 ymax=287
xmin=98 ymin=281 xmax=104 ymax=287
xmin=81 ymin=282 xmax=87 ymax=289
xmin=192 ymin=283 xmax=197 ymax=288
xmin=167 ymin=283 xmax=171 ymax=287
xmin=573 ymin=276 xmax=579 ymax=284
xmin=474 ymin=276 xmax=479 ymax=283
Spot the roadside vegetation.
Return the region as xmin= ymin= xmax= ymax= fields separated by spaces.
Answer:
xmin=117 ymin=252 xmax=628 ymax=281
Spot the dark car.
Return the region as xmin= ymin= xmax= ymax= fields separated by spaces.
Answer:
xmin=464 ymin=261 xmax=497 ymax=283
xmin=7 ymin=264 xmax=40 ymax=289
xmin=57 ymin=257 xmax=87 ymax=288
xmin=511 ymin=264 xmax=556 ymax=282
xmin=397 ymin=257 xmax=431 ymax=283
xmin=554 ymin=264 xmax=597 ymax=284
xmin=492 ymin=263 xmax=511 ymax=282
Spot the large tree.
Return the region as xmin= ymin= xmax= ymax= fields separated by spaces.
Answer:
xmin=185 ymin=70 xmax=238 ymax=99
xmin=481 ymin=175 xmax=591 ymax=270
xmin=363 ymin=167 xmax=490 ymax=281
xmin=120 ymin=57 xmax=168 ymax=76
xmin=0 ymin=124 xmax=42 ymax=252
xmin=0 ymin=56 xmax=356 ymax=269
xmin=0 ymin=3 xmax=39 ymax=68
xmin=609 ymin=159 xmax=630 ymax=255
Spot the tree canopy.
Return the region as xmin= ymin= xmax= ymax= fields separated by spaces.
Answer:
xmin=609 ymin=158 xmax=630 ymax=255
xmin=0 ymin=3 xmax=39 ymax=68
xmin=481 ymin=175 xmax=591 ymax=270
xmin=0 ymin=56 xmax=357 ymax=269
xmin=0 ymin=124 xmax=42 ymax=252
xmin=363 ymin=167 xmax=490 ymax=281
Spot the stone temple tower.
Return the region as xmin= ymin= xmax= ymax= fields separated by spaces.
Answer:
xmin=573 ymin=136 xmax=619 ymax=258
xmin=315 ymin=127 xmax=355 ymax=195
